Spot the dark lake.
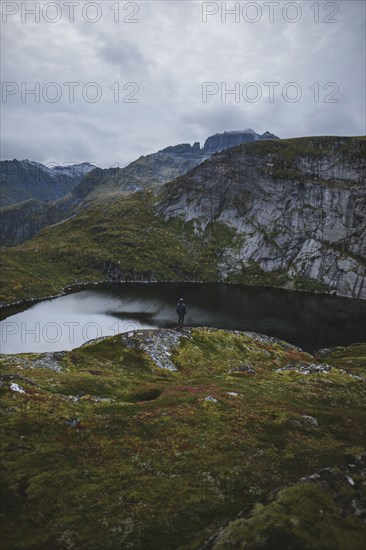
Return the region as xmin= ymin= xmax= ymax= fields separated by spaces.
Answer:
xmin=1 ymin=283 xmax=365 ymax=354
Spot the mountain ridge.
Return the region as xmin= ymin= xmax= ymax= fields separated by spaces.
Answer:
xmin=0 ymin=135 xmax=365 ymax=305
xmin=0 ymin=129 xmax=279 ymax=245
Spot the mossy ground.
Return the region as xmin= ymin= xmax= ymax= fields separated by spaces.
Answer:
xmin=1 ymin=329 xmax=365 ymax=549
xmin=211 ymin=481 xmax=366 ymax=550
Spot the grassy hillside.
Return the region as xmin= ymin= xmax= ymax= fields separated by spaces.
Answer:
xmin=0 ymin=190 xmax=254 ymax=305
xmin=1 ymin=328 xmax=365 ymax=549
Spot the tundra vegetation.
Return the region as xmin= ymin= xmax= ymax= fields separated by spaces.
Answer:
xmin=1 ymin=328 xmax=365 ymax=549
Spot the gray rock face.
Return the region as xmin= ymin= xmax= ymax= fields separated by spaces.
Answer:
xmin=156 ymin=136 xmax=366 ymax=299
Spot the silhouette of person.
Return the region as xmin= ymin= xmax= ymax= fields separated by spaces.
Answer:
xmin=176 ymin=298 xmax=186 ymax=327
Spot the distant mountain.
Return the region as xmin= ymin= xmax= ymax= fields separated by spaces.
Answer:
xmin=80 ymin=129 xmax=279 ymax=198
xmin=202 ymin=129 xmax=279 ymax=154
xmin=0 ymin=130 xmax=279 ymax=245
xmin=1 ymin=136 xmax=365 ymax=305
xmin=0 ymin=160 xmax=96 ymax=207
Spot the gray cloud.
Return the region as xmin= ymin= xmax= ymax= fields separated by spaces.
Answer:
xmin=1 ymin=0 xmax=365 ymax=166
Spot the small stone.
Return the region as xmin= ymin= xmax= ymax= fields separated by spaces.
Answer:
xmin=205 ymin=396 xmax=218 ymax=403
xmin=346 ymin=475 xmax=355 ymax=486
xmin=301 ymin=415 xmax=319 ymax=427
xmin=352 ymin=498 xmax=363 ymax=516
xmin=64 ymin=418 xmax=80 ymax=427
xmin=229 ymin=365 xmax=256 ymax=375
xmin=276 ymin=363 xmax=332 ymax=375
xmin=10 ymin=383 xmax=25 ymax=394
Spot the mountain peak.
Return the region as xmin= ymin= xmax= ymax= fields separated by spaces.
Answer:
xmin=260 ymin=131 xmax=280 ymax=140
xmin=203 ymin=129 xmax=279 ymax=154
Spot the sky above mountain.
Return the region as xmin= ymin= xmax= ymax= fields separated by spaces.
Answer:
xmin=1 ymin=0 xmax=365 ymax=167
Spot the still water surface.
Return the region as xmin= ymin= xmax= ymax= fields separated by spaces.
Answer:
xmin=1 ymin=283 xmax=365 ymax=354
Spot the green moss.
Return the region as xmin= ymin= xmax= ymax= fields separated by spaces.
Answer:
xmin=1 ymin=330 xmax=365 ymax=548
xmin=292 ymin=275 xmax=330 ymax=293
xmin=228 ymin=259 xmax=289 ymax=287
xmin=322 ymin=241 xmax=366 ymax=268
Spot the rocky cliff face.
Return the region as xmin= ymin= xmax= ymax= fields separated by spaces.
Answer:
xmin=157 ymin=137 xmax=366 ymax=299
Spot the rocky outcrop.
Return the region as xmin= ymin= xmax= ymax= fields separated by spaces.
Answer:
xmin=157 ymin=136 xmax=366 ymax=299
xmin=120 ymin=328 xmax=191 ymax=371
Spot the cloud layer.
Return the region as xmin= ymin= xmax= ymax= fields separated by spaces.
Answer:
xmin=1 ymin=0 xmax=365 ymax=166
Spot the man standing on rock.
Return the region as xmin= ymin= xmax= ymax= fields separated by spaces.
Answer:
xmin=176 ymin=298 xmax=186 ymax=327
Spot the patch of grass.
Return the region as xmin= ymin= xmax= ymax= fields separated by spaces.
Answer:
xmin=227 ymin=259 xmax=290 ymax=287
xmin=292 ymin=275 xmax=330 ymax=293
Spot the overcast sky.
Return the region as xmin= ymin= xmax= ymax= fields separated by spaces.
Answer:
xmin=1 ymin=0 xmax=365 ymax=167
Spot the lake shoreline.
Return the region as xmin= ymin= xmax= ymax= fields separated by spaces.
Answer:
xmin=1 ymin=281 xmax=365 ymax=354
xmin=0 ymin=278 xmax=357 ymax=322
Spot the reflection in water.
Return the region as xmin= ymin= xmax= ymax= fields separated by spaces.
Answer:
xmin=1 ymin=283 xmax=365 ymax=353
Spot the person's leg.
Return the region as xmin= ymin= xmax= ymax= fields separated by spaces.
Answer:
xmin=181 ymin=314 xmax=185 ymax=326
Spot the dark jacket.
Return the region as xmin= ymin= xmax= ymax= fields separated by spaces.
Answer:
xmin=176 ymin=302 xmax=186 ymax=315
